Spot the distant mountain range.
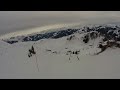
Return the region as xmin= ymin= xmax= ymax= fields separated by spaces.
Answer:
xmin=2 ymin=24 xmax=120 ymax=44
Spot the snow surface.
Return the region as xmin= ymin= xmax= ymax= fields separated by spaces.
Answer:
xmin=0 ymin=32 xmax=120 ymax=79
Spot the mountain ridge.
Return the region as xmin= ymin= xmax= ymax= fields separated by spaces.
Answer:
xmin=2 ymin=24 xmax=120 ymax=44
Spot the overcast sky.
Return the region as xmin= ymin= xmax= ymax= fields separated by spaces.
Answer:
xmin=1 ymin=11 xmax=120 ymax=36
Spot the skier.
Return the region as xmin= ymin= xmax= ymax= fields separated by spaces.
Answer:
xmin=74 ymin=50 xmax=80 ymax=60
xmin=28 ymin=45 xmax=36 ymax=58
xmin=28 ymin=45 xmax=39 ymax=72
xmin=31 ymin=46 xmax=36 ymax=54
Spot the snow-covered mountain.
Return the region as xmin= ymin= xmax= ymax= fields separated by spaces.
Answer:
xmin=1 ymin=24 xmax=120 ymax=44
xmin=1 ymin=24 xmax=120 ymax=79
xmin=0 ymin=23 xmax=80 ymax=44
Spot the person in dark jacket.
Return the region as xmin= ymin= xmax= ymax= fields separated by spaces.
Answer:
xmin=31 ymin=46 xmax=36 ymax=54
xmin=28 ymin=45 xmax=36 ymax=58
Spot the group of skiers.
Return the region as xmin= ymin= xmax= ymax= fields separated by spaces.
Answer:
xmin=66 ymin=50 xmax=80 ymax=61
xmin=28 ymin=45 xmax=80 ymax=61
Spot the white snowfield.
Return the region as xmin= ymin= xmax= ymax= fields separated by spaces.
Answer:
xmin=0 ymin=31 xmax=120 ymax=79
